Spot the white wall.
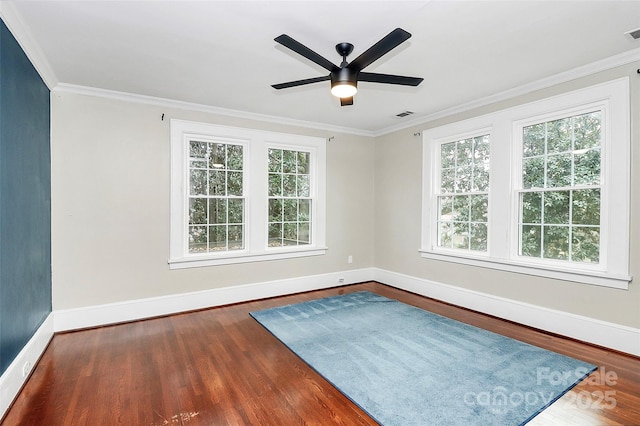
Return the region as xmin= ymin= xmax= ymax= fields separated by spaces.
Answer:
xmin=374 ymin=63 xmax=640 ymax=329
xmin=50 ymin=91 xmax=375 ymax=310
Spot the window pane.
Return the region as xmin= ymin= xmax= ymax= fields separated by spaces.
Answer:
xmin=441 ymin=142 xmax=456 ymax=169
xmin=209 ymin=170 xmax=226 ymax=196
xmin=227 ymin=145 xmax=243 ymax=170
xmin=268 ymin=173 xmax=282 ymax=196
xmin=189 ymin=198 xmax=207 ymax=224
xmin=298 ymin=223 xmax=310 ymax=244
xmin=208 ymin=198 xmax=227 ymax=224
xmin=572 ymin=189 xmax=600 ymax=226
xmin=469 ymin=194 xmax=488 ymax=222
xmin=298 ymin=199 xmax=310 ymax=221
xmin=574 ymin=149 xmax=600 ymax=186
xmin=452 ymin=196 xmax=469 ymax=222
xmin=521 ymin=192 xmax=542 ymax=224
xmin=283 ymin=199 xmax=297 ymax=221
xmin=268 ymin=199 xmax=283 ymax=222
xmin=297 ymin=151 xmax=310 ymax=174
xmin=190 ymin=169 xmax=207 ymax=195
xmin=227 ymin=171 xmax=243 ymax=196
xmin=473 ymin=135 xmax=490 ymax=164
xmin=283 ymin=150 xmax=296 ymax=173
xmin=456 ymin=139 xmax=473 ymax=166
xmin=440 ymin=168 xmax=455 ymax=193
xmin=283 ymin=174 xmax=297 ymax=197
xmin=452 ymin=222 xmax=469 ymax=249
xmin=228 ymin=225 xmax=243 ymax=250
xmin=209 ymin=143 xmax=226 ymax=169
xmin=268 ymin=148 xmax=282 ymax=172
xmin=543 ymin=225 xmax=569 ymax=260
xmin=470 ymin=223 xmax=487 ymax=251
xmin=572 ymin=227 xmax=599 ymax=263
xmin=438 ymin=196 xmax=453 ymax=220
xmin=523 ymin=123 xmax=545 ymax=157
xmin=209 ymin=225 xmax=227 ymax=251
xmin=228 ymin=199 xmax=243 ymax=224
xmin=438 ymin=222 xmax=452 ymax=248
xmin=520 ymin=225 xmax=541 ymax=257
xmin=190 ymin=140 xmax=208 ymax=158
xmin=269 ymin=223 xmax=283 ymax=246
xmin=546 ymin=154 xmax=572 ymax=188
xmin=573 ymin=112 xmax=601 ymax=150
xmin=283 ymin=223 xmax=297 ymax=245
xmin=522 ymin=157 xmax=544 ymax=189
xmin=455 ymin=166 xmax=472 ymax=193
xmin=544 ymin=190 xmax=570 ymax=224
xmin=472 ymin=163 xmax=490 ymax=192
xmin=546 ymin=118 xmax=571 ymax=153
xmin=297 ymin=175 xmax=310 ymax=197
xmin=188 ymin=226 xmax=207 ymax=253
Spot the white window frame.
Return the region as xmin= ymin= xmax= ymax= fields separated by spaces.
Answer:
xmin=421 ymin=78 xmax=631 ymax=289
xmin=169 ymin=120 xmax=327 ymax=269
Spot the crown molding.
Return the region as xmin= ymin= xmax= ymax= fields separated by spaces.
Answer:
xmin=374 ymin=46 xmax=640 ymax=136
xmin=53 ymin=83 xmax=376 ymax=138
xmin=0 ymin=2 xmax=58 ymax=89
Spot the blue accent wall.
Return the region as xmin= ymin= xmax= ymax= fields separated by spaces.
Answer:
xmin=0 ymin=19 xmax=52 ymax=375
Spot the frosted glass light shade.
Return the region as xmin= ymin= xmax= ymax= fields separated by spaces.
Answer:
xmin=331 ymin=83 xmax=357 ymax=98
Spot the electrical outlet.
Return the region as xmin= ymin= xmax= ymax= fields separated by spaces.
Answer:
xmin=22 ymin=361 xmax=31 ymax=378
xmin=347 ymin=255 xmax=353 ymax=264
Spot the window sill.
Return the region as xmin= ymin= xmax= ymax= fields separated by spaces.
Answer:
xmin=419 ymin=249 xmax=630 ymax=290
xmin=169 ymin=246 xmax=328 ymax=269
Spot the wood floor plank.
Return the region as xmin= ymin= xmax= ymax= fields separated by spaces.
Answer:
xmin=2 ymin=282 xmax=639 ymax=425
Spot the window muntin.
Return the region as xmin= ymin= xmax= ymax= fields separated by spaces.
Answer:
xmin=518 ymin=111 xmax=601 ymax=263
xmin=268 ymin=148 xmax=312 ymax=247
xmin=188 ymin=140 xmax=244 ymax=253
xmin=436 ymin=135 xmax=490 ymax=252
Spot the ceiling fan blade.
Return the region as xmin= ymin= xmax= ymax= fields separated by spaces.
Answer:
xmin=275 ymin=34 xmax=337 ymax=72
xmin=340 ymin=97 xmax=353 ymax=106
xmin=358 ymin=72 xmax=423 ymax=86
xmin=347 ymin=28 xmax=412 ymax=72
xmin=272 ymin=75 xmax=330 ymax=90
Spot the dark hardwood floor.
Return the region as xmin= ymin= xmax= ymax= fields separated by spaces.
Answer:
xmin=2 ymin=282 xmax=639 ymax=425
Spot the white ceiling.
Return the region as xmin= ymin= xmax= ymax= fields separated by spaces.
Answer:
xmin=4 ymin=0 xmax=640 ymax=134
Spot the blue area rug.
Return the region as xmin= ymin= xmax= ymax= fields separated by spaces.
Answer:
xmin=251 ymin=291 xmax=596 ymax=425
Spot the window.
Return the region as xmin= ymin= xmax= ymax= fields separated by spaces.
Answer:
xmin=170 ymin=120 xmax=326 ymax=269
xmin=188 ymin=140 xmax=245 ymax=253
xmin=518 ymin=112 xmax=601 ymax=263
xmin=268 ymin=148 xmax=312 ymax=247
xmin=421 ymin=78 xmax=630 ymax=289
xmin=436 ymin=134 xmax=490 ymax=252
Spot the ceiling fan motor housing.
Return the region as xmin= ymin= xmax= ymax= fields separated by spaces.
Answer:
xmin=331 ymin=67 xmax=358 ymax=92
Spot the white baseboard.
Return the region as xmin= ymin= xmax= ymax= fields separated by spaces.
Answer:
xmin=52 ymin=266 xmax=640 ymax=356
xmin=0 ymin=313 xmax=54 ymax=420
xmin=54 ymin=268 xmax=375 ymax=331
xmin=374 ymin=268 xmax=640 ymax=357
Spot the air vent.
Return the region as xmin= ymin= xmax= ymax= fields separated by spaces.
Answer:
xmin=625 ymin=27 xmax=640 ymax=40
xmin=395 ymin=110 xmax=414 ymax=118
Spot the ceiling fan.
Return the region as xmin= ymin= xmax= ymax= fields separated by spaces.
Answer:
xmin=271 ymin=28 xmax=423 ymax=106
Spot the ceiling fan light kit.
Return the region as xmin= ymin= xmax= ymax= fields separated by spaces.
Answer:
xmin=272 ymin=28 xmax=423 ymax=106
